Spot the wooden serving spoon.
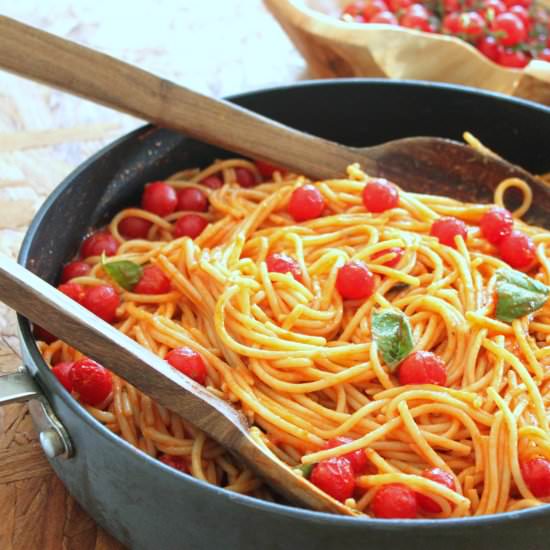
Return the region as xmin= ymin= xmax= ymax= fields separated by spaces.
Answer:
xmin=0 ymin=254 xmax=357 ymax=515
xmin=0 ymin=15 xmax=545 ymax=197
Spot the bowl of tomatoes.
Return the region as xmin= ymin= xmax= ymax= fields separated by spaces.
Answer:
xmin=265 ymin=0 xmax=550 ymax=104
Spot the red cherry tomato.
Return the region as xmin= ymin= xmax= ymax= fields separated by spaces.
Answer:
xmin=480 ymin=207 xmax=513 ymax=244
xmin=371 ymin=247 xmax=404 ymax=268
xmin=52 ymin=362 xmax=74 ymax=392
xmin=503 ymin=0 xmax=531 ymax=8
xmin=81 ymin=232 xmax=118 ymax=258
xmin=400 ymin=4 xmax=432 ymax=31
xmin=498 ymin=230 xmax=536 ymax=269
xmin=538 ymin=48 xmax=550 ymax=62
xmin=310 ymin=457 xmax=355 ymax=502
xmin=166 ymin=347 xmax=207 ymax=385
xmin=521 ymin=457 xmax=550 ymax=498
xmin=159 ymin=454 xmax=188 ymax=473
xmin=118 ymin=216 xmax=152 ymax=240
xmin=82 ymin=285 xmax=120 ymax=323
xmin=370 ymin=10 xmax=398 ymax=23
xmin=173 ymin=214 xmax=208 ymax=239
xmin=477 ymin=36 xmax=503 ymax=62
xmin=430 ymin=217 xmax=468 ymax=248
xmin=235 ymin=167 xmax=257 ymax=188
xmin=34 ymin=325 xmax=56 ymax=344
xmin=442 ymin=0 xmax=463 ymax=12
xmin=479 ymin=0 xmax=506 ymax=20
xmin=509 ymin=5 xmax=530 ymax=29
xmin=387 ymin=0 xmax=413 ymax=12
xmin=255 ymin=160 xmax=285 ymax=180
xmin=364 ymin=0 xmax=389 ymax=18
xmin=141 ymin=181 xmax=178 ymax=216
xmin=456 ymin=11 xmax=486 ymax=38
xmin=336 ymin=261 xmax=375 ymax=300
xmin=58 ymin=282 xmax=86 ymax=304
xmin=362 ymin=178 xmax=399 ymax=213
xmin=492 ymin=13 xmax=527 ymax=46
xmin=201 ymin=175 xmax=224 ymax=189
xmin=398 ymin=351 xmax=447 ymax=386
xmin=498 ymin=48 xmax=530 ymax=67
xmin=133 ymin=265 xmax=172 ymax=294
xmin=176 ymin=187 xmax=208 ymax=212
xmin=343 ymin=0 xmax=366 ymax=16
xmin=442 ymin=12 xmax=461 ymax=32
xmin=61 ymin=261 xmax=90 ymax=283
xmin=266 ymin=253 xmax=303 ymax=281
xmin=417 ymin=468 xmax=457 ymax=513
xmin=372 ymin=484 xmax=418 ymax=518
xmin=288 ymin=184 xmax=325 ymax=222
xmin=70 ymin=358 xmax=113 ymax=406
xmin=323 ymin=437 xmax=369 ymax=474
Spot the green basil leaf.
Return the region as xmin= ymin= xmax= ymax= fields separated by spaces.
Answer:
xmin=102 ymin=256 xmax=143 ymax=291
xmin=371 ymin=309 xmax=414 ymax=371
xmin=296 ymin=463 xmax=315 ymax=478
xmin=495 ymin=268 xmax=550 ymax=323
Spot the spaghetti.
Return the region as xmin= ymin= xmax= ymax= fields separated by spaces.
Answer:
xmin=38 ymin=154 xmax=550 ymax=518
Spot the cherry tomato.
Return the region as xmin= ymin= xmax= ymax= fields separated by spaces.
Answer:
xmin=70 ymin=358 xmax=113 ymax=406
xmin=400 ymin=4 xmax=432 ymax=32
xmin=343 ymin=0 xmax=366 ymax=16
xmin=177 ymin=187 xmax=208 ymax=212
xmin=398 ymin=351 xmax=447 ymax=386
xmin=362 ymin=178 xmax=399 ymax=213
xmin=159 ymin=454 xmax=188 ymax=473
xmin=133 ymin=265 xmax=171 ymax=294
xmin=81 ymin=232 xmax=118 ymax=258
xmin=323 ymin=437 xmax=369 ymax=474
xmin=372 ymin=484 xmax=418 ymax=518
xmin=52 ymin=361 xmax=74 ymax=392
xmin=61 ymin=261 xmax=90 ymax=283
xmin=442 ymin=0 xmax=463 ymax=12
xmin=442 ymin=12 xmax=461 ymax=32
xmin=480 ymin=207 xmax=513 ymax=244
xmin=364 ymin=0 xmax=389 ymax=19
xmin=256 ymin=160 xmax=285 ymax=180
xmin=479 ymin=0 xmax=506 ymax=20
xmin=417 ymin=468 xmax=457 ymax=513
xmin=503 ymin=0 xmax=531 ymax=8
xmin=509 ymin=5 xmax=530 ymax=29
xmin=201 ymin=175 xmax=224 ymax=189
xmin=288 ymin=184 xmax=325 ymax=222
xmin=430 ymin=217 xmax=468 ymax=248
xmin=266 ymin=253 xmax=303 ymax=281
xmin=498 ymin=230 xmax=536 ymax=269
xmin=371 ymin=247 xmax=404 ymax=268
xmin=173 ymin=214 xmax=208 ymax=239
xmin=33 ymin=325 xmax=56 ymax=344
xmin=235 ymin=167 xmax=257 ymax=188
xmin=457 ymin=11 xmax=486 ymax=39
xmin=387 ymin=0 xmax=413 ymax=12
xmin=538 ymin=48 xmax=550 ymax=62
xmin=370 ymin=10 xmax=398 ymax=23
xmin=82 ymin=285 xmax=120 ymax=323
xmin=166 ymin=347 xmax=207 ymax=385
xmin=498 ymin=48 xmax=530 ymax=67
xmin=476 ymin=35 xmax=503 ymax=62
xmin=336 ymin=261 xmax=375 ymax=300
xmin=492 ymin=13 xmax=527 ymax=46
xmin=118 ymin=216 xmax=152 ymax=240
xmin=58 ymin=282 xmax=86 ymax=304
xmin=521 ymin=457 xmax=550 ymax=498
xmin=141 ymin=181 xmax=178 ymax=216
xmin=310 ymin=457 xmax=355 ymax=502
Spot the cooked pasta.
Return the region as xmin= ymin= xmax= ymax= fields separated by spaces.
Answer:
xmin=38 ymin=152 xmax=550 ymax=519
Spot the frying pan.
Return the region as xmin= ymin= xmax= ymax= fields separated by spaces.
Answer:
xmin=5 ymin=79 xmax=550 ymax=550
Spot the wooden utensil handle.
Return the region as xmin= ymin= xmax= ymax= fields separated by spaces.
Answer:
xmin=0 ymin=16 xmax=366 ymax=178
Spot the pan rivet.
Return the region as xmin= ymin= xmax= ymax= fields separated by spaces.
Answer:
xmin=39 ymin=429 xmax=65 ymax=458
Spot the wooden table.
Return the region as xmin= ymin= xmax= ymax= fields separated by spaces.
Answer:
xmin=0 ymin=2 xmax=307 ymax=547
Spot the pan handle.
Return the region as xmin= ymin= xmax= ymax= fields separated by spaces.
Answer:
xmin=0 ymin=366 xmax=73 ymax=459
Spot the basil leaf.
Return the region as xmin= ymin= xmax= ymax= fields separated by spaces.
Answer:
xmin=371 ymin=309 xmax=414 ymax=371
xmin=495 ymin=268 xmax=550 ymax=323
xmin=102 ymin=256 xmax=143 ymax=291
xmin=296 ymin=463 xmax=315 ymax=478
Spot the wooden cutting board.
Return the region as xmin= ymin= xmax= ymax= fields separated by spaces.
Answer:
xmin=0 ymin=1 xmax=305 ymax=547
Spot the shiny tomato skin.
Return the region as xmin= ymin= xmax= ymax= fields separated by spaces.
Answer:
xmin=417 ymin=468 xmax=457 ymax=513
xmin=255 ymin=160 xmax=285 ymax=180
xmin=166 ymin=347 xmax=207 ymax=385
xmin=70 ymin=358 xmax=113 ymax=406
xmin=336 ymin=261 xmax=375 ymax=300
xmin=323 ymin=437 xmax=369 ymax=474
xmin=310 ymin=457 xmax=356 ymax=502
xmin=173 ymin=214 xmax=208 ymax=239
xmin=265 ymin=253 xmax=302 ymax=281
xmin=82 ymin=285 xmax=120 ymax=323
xmin=141 ymin=182 xmax=178 ymax=216
xmin=430 ymin=217 xmax=468 ymax=248
xmin=288 ymin=185 xmax=325 ymax=222
xmin=491 ymin=13 xmax=527 ymax=46
xmin=371 ymin=247 xmax=404 ymax=268
xmin=480 ymin=207 xmax=513 ymax=244
xmin=498 ymin=48 xmax=530 ymax=67
xmin=521 ymin=457 xmax=550 ymax=498
xmin=362 ymin=178 xmax=399 ymax=213
xmin=235 ymin=167 xmax=257 ymax=188
xmin=370 ymin=10 xmax=398 ymax=23
xmin=398 ymin=351 xmax=447 ymax=386
xmin=133 ymin=265 xmax=171 ymax=294
xmin=52 ymin=362 xmax=74 ymax=392
xmin=119 ymin=216 xmax=152 ymax=240
xmin=498 ymin=230 xmax=536 ymax=269
xmin=364 ymin=0 xmax=390 ymax=18
xmin=477 ymin=36 xmax=503 ymax=62
xmin=372 ymin=484 xmax=418 ymax=518
xmin=58 ymin=282 xmax=86 ymax=304
xmin=61 ymin=261 xmax=91 ymax=283
xmin=177 ymin=188 xmax=208 ymax=212
xmin=81 ymin=232 xmax=118 ymax=258
xmin=201 ymin=175 xmax=224 ymax=189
